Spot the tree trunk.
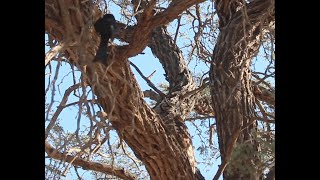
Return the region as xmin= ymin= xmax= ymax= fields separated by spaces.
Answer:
xmin=45 ymin=0 xmax=206 ymax=179
xmin=45 ymin=0 xmax=274 ymax=179
xmin=209 ymin=0 xmax=274 ymax=179
xmin=85 ymin=59 xmax=196 ymax=179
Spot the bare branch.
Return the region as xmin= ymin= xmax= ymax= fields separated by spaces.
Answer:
xmin=119 ymin=0 xmax=206 ymax=58
xmin=185 ymin=115 xmax=215 ymax=121
xmin=45 ymin=43 xmax=66 ymax=66
xmin=45 ymin=141 xmax=138 ymax=180
xmin=256 ymin=99 xmax=274 ymax=120
xmin=147 ymin=70 xmax=156 ymax=79
xmin=150 ymin=0 xmax=206 ymax=26
xmin=143 ymin=89 xmax=161 ymax=102
xmin=45 ymin=83 xmax=81 ymax=139
xmin=253 ymin=85 xmax=275 ymax=106
xmin=173 ymin=16 xmax=181 ymax=44
xmin=129 ymin=61 xmax=165 ymax=97
xmin=183 ymin=82 xmax=209 ymax=99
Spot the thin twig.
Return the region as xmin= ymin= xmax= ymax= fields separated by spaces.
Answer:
xmin=74 ymin=166 xmax=83 ymax=180
xmin=45 ymin=141 xmax=138 ymax=180
xmin=121 ymin=142 xmax=141 ymax=169
xmin=45 ymin=83 xmax=81 ymax=139
xmin=185 ymin=115 xmax=215 ymax=121
xmin=129 ymin=61 xmax=166 ymax=97
xmin=174 ymin=16 xmax=181 ymax=45
xmin=46 ymin=61 xmax=61 ymax=123
xmin=182 ymin=82 xmax=209 ymax=98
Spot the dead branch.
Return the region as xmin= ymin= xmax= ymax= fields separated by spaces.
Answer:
xmin=45 ymin=83 xmax=81 ymax=139
xmin=129 ymin=61 xmax=165 ymax=97
xmin=45 ymin=141 xmax=138 ymax=180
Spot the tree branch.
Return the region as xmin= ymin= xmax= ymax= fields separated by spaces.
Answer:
xmin=143 ymin=89 xmax=161 ymax=102
xmin=150 ymin=0 xmax=206 ymax=27
xmin=129 ymin=61 xmax=165 ymax=97
xmin=253 ymin=84 xmax=275 ymax=106
xmin=210 ymin=0 xmax=274 ymax=178
xmin=45 ymin=43 xmax=66 ymax=66
xmin=120 ymin=0 xmax=206 ymax=58
xmin=45 ymin=141 xmax=138 ymax=180
xmin=44 ymin=1 xmax=208 ymax=178
xmin=45 ymin=83 xmax=81 ymax=139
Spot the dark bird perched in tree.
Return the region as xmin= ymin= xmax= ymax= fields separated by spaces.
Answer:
xmin=94 ymin=14 xmax=116 ymax=64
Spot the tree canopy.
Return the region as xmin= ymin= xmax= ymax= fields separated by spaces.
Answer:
xmin=45 ymin=0 xmax=274 ymax=179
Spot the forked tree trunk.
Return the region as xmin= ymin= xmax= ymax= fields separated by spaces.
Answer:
xmin=209 ymin=0 xmax=274 ymax=180
xmin=45 ymin=0 xmax=206 ymax=179
xmin=45 ymin=0 xmax=274 ymax=179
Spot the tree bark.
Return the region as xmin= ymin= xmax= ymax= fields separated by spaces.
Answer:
xmin=45 ymin=0 xmax=274 ymax=179
xmin=209 ymin=0 xmax=274 ymax=179
xmin=45 ymin=0 xmax=205 ymax=179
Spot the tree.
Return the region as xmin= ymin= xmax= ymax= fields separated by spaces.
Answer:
xmin=45 ymin=0 xmax=274 ymax=179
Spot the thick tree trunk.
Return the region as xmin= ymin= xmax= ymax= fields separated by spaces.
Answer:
xmin=45 ymin=0 xmax=274 ymax=179
xmin=209 ymin=0 xmax=274 ymax=179
xmin=45 ymin=0 xmax=205 ymax=179
xmin=149 ymin=26 xmax=199 ymax=176
xmin=85 ymin=59 xmax=196 ymax=179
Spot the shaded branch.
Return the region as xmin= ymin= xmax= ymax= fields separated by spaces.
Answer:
xmin=194 ymin=96 xmax=215 ymax=117
xmin=214 ymin=0 xmax=241 ymax=28
xmin=150 ymin=0 xmax=206 ymax=27
xmin=149 ymin=26 xmax=194 ymax=92
xmin=183 ymin=82 xmax=209 ymax=99
xmin=253 ymin=85 xmax=275 ymax=106
xmin=191 ymin=83 xmax=274 ymax=118
xmin=143 ymin=89 xmax=161 ymax=102
xmin=45 ymin=141 xmax=137 ymax=180
xmin=185 ymin=115 xmax=215 ymax=121
xmin=120 ymin=0 xmax=206 ymax=58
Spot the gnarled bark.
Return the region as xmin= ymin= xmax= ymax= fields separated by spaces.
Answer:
xmin=45 ymin=0 xmax=205 ymax=179
xmin=45 ymin=0 xmax=274 ymax=179
xmin=210 ymin=0 xmax=274 ymax=179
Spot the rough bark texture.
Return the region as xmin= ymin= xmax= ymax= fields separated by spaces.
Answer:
xmin=209 ymin=0 xmax=274 ymax=180
xmin=85 ymin=59 xmax=196 ymax=179
xmin=149 ymin=26 xmax=198 ymax=174
xmin=45 ymin=0 xmax=274 ymax=179
xmin=45 ymin=0 xmax=205 ymax=179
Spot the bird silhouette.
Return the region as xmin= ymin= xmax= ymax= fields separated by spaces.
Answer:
xmin=94 ymin=14 xmax=116 ymax=63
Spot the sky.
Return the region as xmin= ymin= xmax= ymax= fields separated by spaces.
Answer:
xmin=45 ymin=46 xmax=221 ymax=179
xmin=45 ymin=46 xmax=271 ymax=179
xmin=45 ymin=2 xmax=274 ymax=179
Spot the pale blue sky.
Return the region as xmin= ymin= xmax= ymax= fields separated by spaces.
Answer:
xmin=45 ymin=45 xmax=221 ymax=179
xmin=45 ymin=2 xmax=273 ymax=179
